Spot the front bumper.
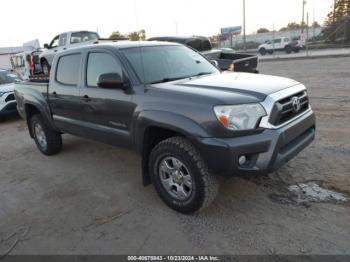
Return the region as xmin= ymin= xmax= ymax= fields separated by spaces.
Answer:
xmin=194 ymin=110 xmax=315 ymax=176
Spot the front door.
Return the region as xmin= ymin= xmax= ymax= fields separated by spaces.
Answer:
xmin=81 ymin=51 xmax=135 ymax=148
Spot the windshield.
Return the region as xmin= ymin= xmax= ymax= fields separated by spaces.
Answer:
xmin=122 ymin=45 xmax=219 ymax=84
xmin=0 ymin=71 xmax=20 ymax=85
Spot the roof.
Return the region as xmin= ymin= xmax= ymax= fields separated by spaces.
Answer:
xmin=99 ymin=40 xmax=181 ymax=49
xmin=61 ymin=40 xmax=182 ymax=53
xmin=148 ymin=35 xmax=210 ymax=42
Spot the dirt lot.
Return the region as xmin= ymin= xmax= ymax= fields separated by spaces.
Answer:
xmin=0 ymin=57 xmax=349 ymax=255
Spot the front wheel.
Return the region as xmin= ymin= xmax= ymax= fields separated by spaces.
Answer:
xmin=285 ymin=46 xmax=293 ymax=54
xmin=30 ymin=114 xmax=62 ymax=155
xmin=149 ymin=137 xmax=219 ymax=213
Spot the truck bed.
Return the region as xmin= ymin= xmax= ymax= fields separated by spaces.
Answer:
xmin=202 ymin=50 xmax=258 ymax=73
xmin=15 ymin=80 xmax=49 ymax=119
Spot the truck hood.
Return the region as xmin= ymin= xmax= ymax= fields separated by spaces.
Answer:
xmin=182 ymin=72 xmax=299 ymax=98
xmin=152 ymin=72 xmax=300 ymax=103
xmin=0 ymin=83 xmax=15 ymax=93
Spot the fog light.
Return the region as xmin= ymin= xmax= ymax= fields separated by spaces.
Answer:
xmin=239 ymin=155 xmax=247 ymax=166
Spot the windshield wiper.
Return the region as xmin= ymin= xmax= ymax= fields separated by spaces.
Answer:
xmin=149 ymin=72 xmax=213 ymax=84
xmin=149 ymin=76 xmax=188 ymax=84
xmin=191 ymin=72 xmax=213 ymax=77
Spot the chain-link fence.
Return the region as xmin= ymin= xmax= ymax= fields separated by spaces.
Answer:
xmin=214 ymin=16 xmax=350 ymax=60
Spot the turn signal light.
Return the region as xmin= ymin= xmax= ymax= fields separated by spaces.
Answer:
xmin=218 ymin=115 xmax=229 ymax=128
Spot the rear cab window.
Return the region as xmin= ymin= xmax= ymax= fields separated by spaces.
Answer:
xmin=70 ymin=32 xmax=99 ymax=45
xmin=56 ymin=54 xmax=81 ymax=85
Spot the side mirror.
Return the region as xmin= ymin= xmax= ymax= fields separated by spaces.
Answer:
xmin=210 ymin=60 xmax=219 ymax=67
xmin=44 ymin=43 xmax=49 ymax=49
xmin=97 ymin=73 xmax=124 ymax=89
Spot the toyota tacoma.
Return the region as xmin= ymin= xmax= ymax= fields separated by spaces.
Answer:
xmin=15 ymin=41 xmax=315 ymax=213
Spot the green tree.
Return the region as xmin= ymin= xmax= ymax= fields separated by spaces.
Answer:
xmin=257 ymin=28 xmax=269 ymax=33
xmin=312 ymin=21 xmax=321 ymax=27
xmin=109 ymin=31 xmax=125 ymax=39
xmin=323 ymin=0 xmax=350 ymax=42
xmin=128 ymin=29 xmax=146 ymax=41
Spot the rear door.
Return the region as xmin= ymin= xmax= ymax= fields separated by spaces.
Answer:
xmin=48 ymin=52 xmax=84 ymax=135
xmin=80 ymin=49 xmax=135 ymax=148
xmin=273 ymin=38 xmax=283 ymax=50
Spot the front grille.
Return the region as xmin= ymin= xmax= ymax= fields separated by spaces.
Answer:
xmin=269 ymin=91 xmax=309 ymax=126
xmin=5 ymin=93 xmax=15 ymax=102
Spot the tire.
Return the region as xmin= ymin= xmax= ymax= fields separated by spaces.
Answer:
xmin=41 ymin=59 xmax=51 ymax=76
xmin=294 ymin=48 xmax=300 ymax=53
xmin=259 ymin=48 xmax=266 ymax=56
xmin=30 ymin=114 xmax=62 ymax=155
xmin=149 ymin=136 xmax=219 ymax=214
xmin=285 ymin=46 xmax=292 ymax=54
xmin=267 ymin=50 xmax=274 ymax=55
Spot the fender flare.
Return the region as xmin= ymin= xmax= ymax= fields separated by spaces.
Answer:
xmin=23 ymin=98 xmax=58 ymax=137
xmin=133 ymin=110 xmax=210 ymax=186
xmin=133 ymin=110 xmax=209 ymax=154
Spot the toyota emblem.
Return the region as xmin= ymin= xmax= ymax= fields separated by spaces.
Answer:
xmin=291 ymin=96 xmax=301 ymax=113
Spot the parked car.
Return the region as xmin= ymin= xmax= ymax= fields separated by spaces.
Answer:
xmin=40 ymin=31 xmax=100 ymax=75
xmin=0 ymin=69 xmax=21 ymax=121
xmin=258 ymin=37 xmax=301 ymax=55
xmin=148 ymin=36 xmax=259 ymax=73
xmin=292 ymin=36 xmax=305 ymax=49
xmin=10 ymin=50 xmax=43 ymax=80
xmin=15 ymin=41 xmax=315 ymax=213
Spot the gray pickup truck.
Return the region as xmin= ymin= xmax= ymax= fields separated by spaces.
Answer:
xmin=15 ymin=41 xmax=315 ymax=213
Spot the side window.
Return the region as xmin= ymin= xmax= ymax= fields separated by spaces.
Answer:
xmin=50 ymin=36 xmax=59 ymax=49
xmin=86 ymin=52 xmax=123 ymax=87
xmin=59 ymin=34 xmax=67 ymax=46
xmin=274 ymin=39 xmax=282 ymax=44
xmin=56 ymin=54 xmax=81 ymax=85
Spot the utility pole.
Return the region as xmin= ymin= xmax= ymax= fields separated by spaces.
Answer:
xmin=333 ymin=0 xmax=336 ymax=23
xmin=306 ymin=12 xmax=309 ymax=56
xmin=243 ymin=0 xmax=246 ymax=51
xmin=301 ymin=0 xmax=306 ymax=34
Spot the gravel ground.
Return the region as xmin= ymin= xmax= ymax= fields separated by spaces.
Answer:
xmin=0 ymin=57 xmax=349 ymax=255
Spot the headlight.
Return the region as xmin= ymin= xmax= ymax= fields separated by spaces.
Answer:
xmin=214 ymin=104 xmax=266 ymax=130
xmin=0 ymin=92 xmax=4 ymax=97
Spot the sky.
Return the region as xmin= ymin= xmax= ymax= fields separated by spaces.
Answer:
xmin=0 ymin=0 xmax=333 ymax=47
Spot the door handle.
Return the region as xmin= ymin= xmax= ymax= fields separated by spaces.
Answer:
xmin=83 ymin=95 xmax=91 ymax=102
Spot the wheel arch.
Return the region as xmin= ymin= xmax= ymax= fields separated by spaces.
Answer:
xmin=134 ymin=110 xmax=209 ymax=186
xmin=24 ymin=103 xmax=57 ymax=138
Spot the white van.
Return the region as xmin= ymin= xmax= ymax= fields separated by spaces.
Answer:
xmin=10 ymin=50 xmax=42 ymax=80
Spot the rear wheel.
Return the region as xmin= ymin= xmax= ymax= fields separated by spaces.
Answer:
xmin=267 ymin=50 xmax=274 ymax=55
xmin=285 ymin=45 xmax=292 ymax=54
xmin=259 ymin=48 xmax=266 ymax=56
xmin=149 ymin=137 xmax=219 ymax=214
xmin=30 ymin=114 xmax=62 ymax=155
